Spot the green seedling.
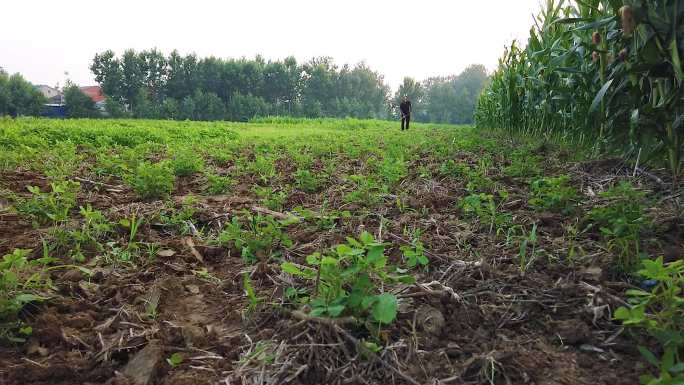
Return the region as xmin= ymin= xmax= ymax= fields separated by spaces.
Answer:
xmin=166 ymin=352 xmax=183 ymax=367
xmin=0 ymin=249 xmax=50 ymax=342
xmin=16 ymin=181 xmax=80 ymax=225
xmin=128 ymin=161 xmax=175 ymax=200
xmin=529 ymin=175 xmax=579 ymax=214
xmin=171 ymin=148 xmax=204 ymax=176
xmin=281 ymin=231 xmax=414 ymax=329
xmin=218 ymin=215 xmax=293 ymax=264
xmin=586 ymin=182 xmax=651 ymax=271
xmin=460 ymin=192 xmax=512 ymax=235
xmin=120 ymin=212 xmax=144 ymax=250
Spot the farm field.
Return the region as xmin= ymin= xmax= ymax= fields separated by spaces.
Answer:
xmin=0 ymin=117 xmax=680 ymax=385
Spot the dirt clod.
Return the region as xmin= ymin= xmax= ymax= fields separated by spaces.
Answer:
xmin=555 ymin=319 xmax=591 ymax=345
xmin=120 ymin=341 xmax=164 ymax=385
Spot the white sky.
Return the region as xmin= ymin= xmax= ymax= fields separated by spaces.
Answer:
xmin=1 ymin=0 xmax=542 ymax=91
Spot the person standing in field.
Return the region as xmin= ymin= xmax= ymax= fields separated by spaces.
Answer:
xmin=399 ymin=96 xmax=412 ymax=131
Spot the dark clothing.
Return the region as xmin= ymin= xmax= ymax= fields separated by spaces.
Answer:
xmin=399 ymin=100 xmax=411 ymax=115
xmin=401 ymin=114 xmax=410 ymax=130
xmin=399 ymin=100 xmax=411 ymax=130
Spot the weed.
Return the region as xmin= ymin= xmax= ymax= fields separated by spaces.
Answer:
xmin=119 ymin=212 xmax=144 ymax=250
xmin=193 ymin=268 xmax=221 ymax=283
xmin=128 ymin=161 xmax=175 ymax=200
xmin=294 ymin=169 xmax=321 ymax=192
xmin=253 ymin=186 xmax=288 ymax=211
xmin=171 ymin=148 xmax=204 ymax=176
xmin=284 ymin=286 xmax=309 ymax=305
xmin=378 ymin=156 xmax=407 ymax=186
xmin=442 ymin=161 xmax=496 ymax=192
xmin=206 ymin=148 xmax=232 ymax=164
xmin=243 ymin=273 xmax=261 ymax=312
xmin=439 ymin=159 xmax=470 ymax=178
xmin=159 ymin=195 xmax=198 ymax=235
xmin=94 ymin=150 xmax=131 ymax=177
xmin=517 ymin=223 xmax=539 ymax=273
xmin=292 ymin=206 xmax=349 ymax=231
xmin=16 ymin=181 xmax=80 ymax=225
xmin=345 ymin=175 xmax=382 ymax=206
xmin=417 ymin=165 xmax=432 ymax=179
xmin=502 ymin=150 xmax=542 ymax=178
xmin=166 ymin=352 xmax=183 ymax=367
xmin=615 ymin=257 xmax=684 ymax=384
xmin=529 ymin=175 xmax=580 ymax=214
xmin=204 ymin=173 xmax=233 ymax=195
xmin=42 ymin=141 xmax=81 ymax=180
xmin=587 ymin=182 xmax=651 ymax=271
xmin=400 ymin=231 xmax=429 ymax=269
xmin=460 ymin=192 xmax=512 ymax=235
xmin=66 ymin=205 xmax=113 ymax=261
xmin=218 ymin=215 xmax=293 ymax=263
xmin=0 ymin=249 xmax=50 ymax=342
xmin=281 ymin=231 xmax=414 ymax=327
xmin=250 ymin=154 xmax=277 ymax=183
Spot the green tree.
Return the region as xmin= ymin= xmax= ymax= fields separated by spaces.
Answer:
xmin=90 ymin=50 xmax=124 ymax=104
xmin=0 ymin=73 xmax=45 ymax=117
xmin=64 ymin=84 xmax=99 ymax=118
xmin=0 ymin=70 xmax=10 ymax=115
xmin=160 ymin=98 xmax=179 ymax=119
xmin=393 ymin=77 xmax=424 ymax=119
xmin=227 ymin=92 xmax=269 ymax=121
xmin=193 ymin=90 xmax=225 ymax=121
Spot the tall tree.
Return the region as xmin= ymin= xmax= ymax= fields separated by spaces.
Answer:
xmin=393 ymin=77 xmax=424 ymax=119
xmin=90 ymin=50 xmax=124 ymax=103
xmin=2 ymin=73 xmax=45 ymax=116
xmin=64 ymin=84 xmax=99 ymax=118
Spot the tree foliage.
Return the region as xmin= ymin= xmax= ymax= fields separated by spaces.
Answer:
xmin=91 ymin=49 xmax=488 ymax=123
xmin=64 ymin=85 xmax=98 ymax=118
xmin=0 ymin=71 xmax=45 ymax=117
xmin=392 ymin=65 xmax=489 ymax=124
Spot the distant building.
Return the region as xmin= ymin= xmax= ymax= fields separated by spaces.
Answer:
xmin=35 ymin=85 xmax=63 ymax=103
xmin=80 ymin=86 xmax=107 ymax=111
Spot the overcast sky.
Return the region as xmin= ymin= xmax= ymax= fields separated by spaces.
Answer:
xmin=1 ymin=0 xmax=542 ymax=90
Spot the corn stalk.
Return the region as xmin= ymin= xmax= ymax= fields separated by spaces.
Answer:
xmin=476 ymin=0 xmax=684 ymax=185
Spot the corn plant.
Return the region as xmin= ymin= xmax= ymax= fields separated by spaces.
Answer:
xmin=476 ymin=0 xmax=684 ymax=184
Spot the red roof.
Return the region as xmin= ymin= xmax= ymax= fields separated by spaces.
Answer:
xmin=80 ymin=86 xmax=105 ymax=103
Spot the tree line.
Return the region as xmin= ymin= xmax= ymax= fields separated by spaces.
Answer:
xmin=1 ymin=52 xmax=490 ymax=123
xmin=87 ymin=49 xmax=489 ymax=123
xmin=0 ymin=69 xmax=46 ymax=117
